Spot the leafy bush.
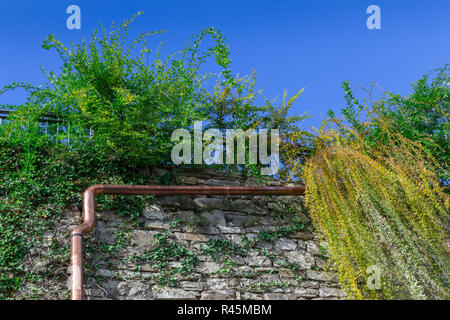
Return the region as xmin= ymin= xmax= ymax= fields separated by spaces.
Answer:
xmin=2 ymin=12 xmax=309 ymax=171
xmin=328 ymin=66 xmax=449 ymax=183
xmin=0 ymin=13 xmax=309 ymax=298
xmin=311 ymin=69 xmax=449 ymax=298
xmin=0 ymin=133 xmax=156 ymax=298
xmin=305 ymin=119 xmax=449 ymax=299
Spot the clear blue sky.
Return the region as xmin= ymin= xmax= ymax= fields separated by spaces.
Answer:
xmin=0 ymin=0 xmax=449 ymax=128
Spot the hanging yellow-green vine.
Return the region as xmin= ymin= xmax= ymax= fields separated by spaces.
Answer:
xmin=304 ymin=121 xmax=449 ymax=299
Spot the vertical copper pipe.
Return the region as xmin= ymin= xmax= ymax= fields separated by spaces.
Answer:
xmin=70 ymin=235 xmax=84 ymax=300
xmin=70 ymin=184 xmax=304 ymax=300
xmin=70 ymin=186 xmax=98 ymax=300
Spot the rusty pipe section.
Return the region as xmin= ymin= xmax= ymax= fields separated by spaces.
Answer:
xmin=70 ymin=184 xmax=305 ymax=300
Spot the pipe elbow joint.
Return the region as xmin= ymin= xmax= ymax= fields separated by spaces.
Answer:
xmin=84 ymin=184 xmax=104 ymax=195
xmin=71 ymin=223 xmax=93 ymax=236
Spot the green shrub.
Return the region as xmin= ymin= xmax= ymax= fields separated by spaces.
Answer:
xmin=2 ymin=12 xmax=309 ymax=171
xmin=305 ymin=120 xmax=449 ymax=299
xmin=0 ymin=12 xmax=309 ymax=298
xmin=328 ymin=66 xmax=449 ymax=183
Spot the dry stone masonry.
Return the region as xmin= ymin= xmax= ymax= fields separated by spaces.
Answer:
xmin=76 ymin=167 xmax=345 ymax=300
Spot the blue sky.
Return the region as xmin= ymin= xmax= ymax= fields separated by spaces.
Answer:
xmin=0 ymin=0 xmax=449 ymax=129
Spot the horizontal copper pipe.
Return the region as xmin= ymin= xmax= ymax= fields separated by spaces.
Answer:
xmin=70 ymin=184 xmax=305 ymax=300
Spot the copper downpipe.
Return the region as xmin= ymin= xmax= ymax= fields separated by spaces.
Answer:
xmin=70 ymin=184 xmax=305 ymax=300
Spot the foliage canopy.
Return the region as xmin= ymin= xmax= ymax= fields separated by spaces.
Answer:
xmin=305 ymin=117 xmax=449 ymax=299
xmin=0 ymin=13 xmax=309 ymax=298
xmin=328 ymin=66 xmax=449 ymax=182
xmin=2 ymin=12 xmax=309 ymax=173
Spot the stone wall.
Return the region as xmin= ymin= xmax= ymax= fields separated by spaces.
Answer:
xmin=73 ymin=167 xmax=345 ymax=300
